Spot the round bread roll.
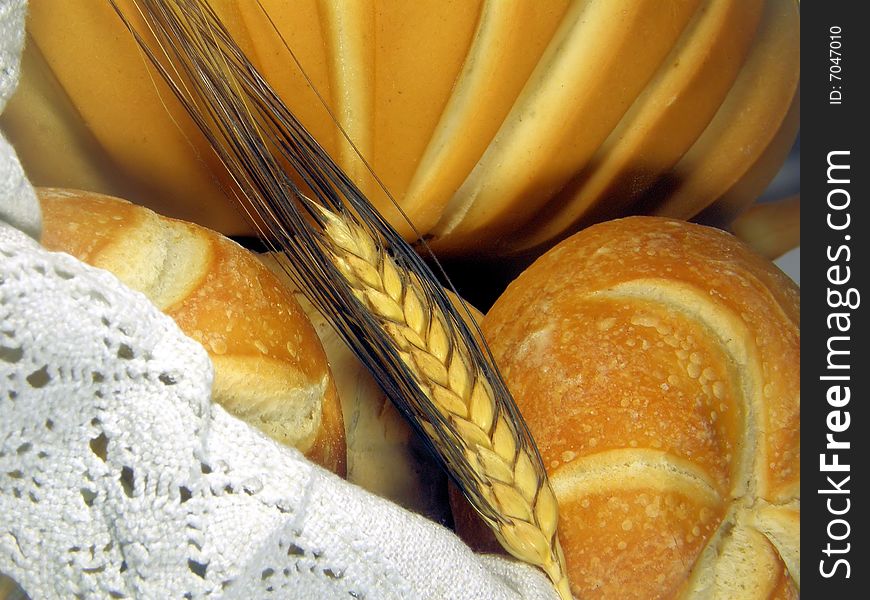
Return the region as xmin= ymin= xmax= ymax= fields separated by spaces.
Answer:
xmin=450 ymin=217 xmax=799 ymax=599
xmin=37 ymin=188 xmax=346 ymax=476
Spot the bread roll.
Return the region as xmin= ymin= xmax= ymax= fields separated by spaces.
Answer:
xmin=37 ymin=188 xmax=346 ymax=476
xmin=731 ymin=195 xmax=800 ymax=260
xmin=6 ymin=1 xmax=799 ymax=256
xmin=451 ymin=217 xmax=799 ymax=599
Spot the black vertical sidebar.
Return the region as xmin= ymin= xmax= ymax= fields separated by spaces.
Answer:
xmin=802 ymin=2 xmax=869 ymax=597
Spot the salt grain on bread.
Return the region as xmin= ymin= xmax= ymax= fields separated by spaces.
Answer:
xmin=451 ymin=216 xmax=800 ymax=599
xmin=38 ymin=188 xmax=346 ymax=476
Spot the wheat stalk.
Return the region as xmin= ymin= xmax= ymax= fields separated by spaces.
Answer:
xmin=316 ymin=207 xmax=571 ymax=598
xmin=110 ymin=2 xmax=572 ymax=596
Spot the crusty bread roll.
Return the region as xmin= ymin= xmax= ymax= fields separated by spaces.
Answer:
xmin=451 ymin=217 xmax=799 ymax=599
xmin=37 ymin=188 xmax=346 ymax=476
xmin=6 ymin=0 xmax=799 ymax=256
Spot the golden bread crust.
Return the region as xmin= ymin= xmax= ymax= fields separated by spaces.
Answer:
xmin=452 ymin=216 xmax=799 ymax=599
xmin=38 ymin=188 xmax=346 ymax=476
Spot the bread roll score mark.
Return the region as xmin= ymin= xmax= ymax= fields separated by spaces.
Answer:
xmin=38 ymin=188 xmax=212 ymax=310
xmin=591 ymin=278 xmax=762 ymax=502
xmin=686 ymin=509 xmax=794 ymax=599
xmin=211 ymin=357 xmax=327 ymax=453
xmin=549 ymin=448 xmax=721 ymax=503
xmin=684 ymin=494 xmax=800 ymax=597
xmin=583 ymin=277 xmax=798 ymax=597
xmin=549 ymin=450 xmax=724 ymax=596
xmin=746 ymin=500 xmax=800 ymax=588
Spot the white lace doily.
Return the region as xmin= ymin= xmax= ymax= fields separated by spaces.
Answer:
xmin=0 ymin=222 xmax=556 ymax=599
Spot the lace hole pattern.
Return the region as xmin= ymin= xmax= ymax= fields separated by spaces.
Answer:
xmin=0 ymin=227 xmax=364 ymax=598
xmin=2 ymin=224 xmax=557 ymax=599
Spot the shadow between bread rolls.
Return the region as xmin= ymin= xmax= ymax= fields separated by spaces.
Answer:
xmin=450 ymin=217 xmax=800 ymax=599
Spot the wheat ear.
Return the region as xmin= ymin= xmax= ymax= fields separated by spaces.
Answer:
xmin=110 ymin=2 xmax=571 ymax=595
xmin=317 ymin=207 xmax=571 ymax=599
